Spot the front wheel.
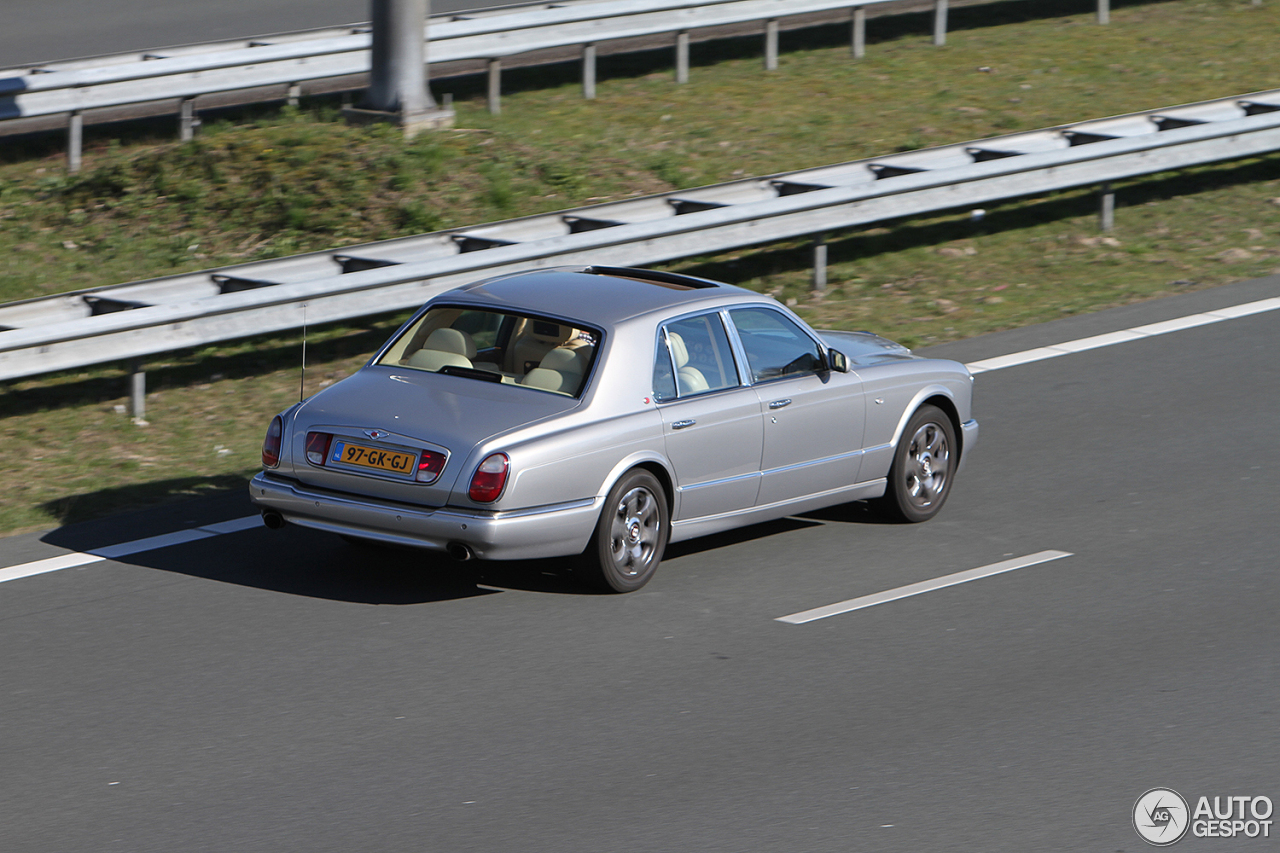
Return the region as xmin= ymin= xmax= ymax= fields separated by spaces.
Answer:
xmin=880 ymin=404 xmax=956 ymax=523
xmin=578 ymin=469 xmax=669 ymax=593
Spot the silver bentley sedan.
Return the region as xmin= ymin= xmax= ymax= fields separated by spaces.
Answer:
xmin=250 ymin=266 xmax=977 ymax=592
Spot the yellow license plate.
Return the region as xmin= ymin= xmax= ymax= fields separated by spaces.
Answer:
xmin=330 ymin=440 xmax=417 ymax=475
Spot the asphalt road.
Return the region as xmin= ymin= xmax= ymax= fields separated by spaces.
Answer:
xmin=2 ymin=274 xmax=1277 ymax=851
xmin=1 ymin=1 xmax=512 ymax=67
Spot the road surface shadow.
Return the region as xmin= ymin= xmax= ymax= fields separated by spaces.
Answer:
xmin=37 ymin=484 xmax=902 ymax=602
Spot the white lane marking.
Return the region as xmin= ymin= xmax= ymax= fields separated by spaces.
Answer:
xmin=0 ymin=552 xmax=106 ymax=585
xmin=966 ymin=295 xmax=1280 ymax=374
xmin=776 ymin=550 xmax=1073 ymax=624
xmin=0 ymin=515 xmax=262 ymax=585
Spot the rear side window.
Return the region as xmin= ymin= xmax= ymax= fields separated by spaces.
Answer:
xmin=729 ymin=307 xmax=823 ymax=383
xmin=654 ymin=313 xmax=740 ymax=400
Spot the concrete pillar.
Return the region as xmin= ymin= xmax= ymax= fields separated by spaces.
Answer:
xmin=765 ymin=19 xmax=779 ymax=70
xmin=676 ymin=31 xmax=689 ymax=84
xmin=583 ymin=43 xmax=597 ymax=99
xmin=852 ymin=7 xmax=866 ymax=59
xmin=67 ymin=111 xmax=83 ymax=174
xmin=1098 ymin=0 xmax=1110 ymax=25
xmin=934 ymin=0 xmax=948 ymax=46
xmin=351 ymin=0 xmax=453 ymax=134
xmin=1099 ymin=183 xmax=1115 ymax=231
xmin=487 ymin=58 xmax=501 ymax=114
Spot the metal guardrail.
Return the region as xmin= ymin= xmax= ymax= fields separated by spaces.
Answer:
xmin=2 ymin=0 xmax=1122 ymax=166
xmin=2 ymin=89 xmax=1279 ymax=388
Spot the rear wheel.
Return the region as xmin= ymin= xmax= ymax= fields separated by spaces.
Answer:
xmin=881 ymin=405 xmax=956 ymax=523
xmin=578 ymin=469 xmax=669 ymax=593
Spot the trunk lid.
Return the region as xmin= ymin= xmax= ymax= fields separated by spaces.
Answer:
xmin=287 ymin=365 xmax=579 ymax=505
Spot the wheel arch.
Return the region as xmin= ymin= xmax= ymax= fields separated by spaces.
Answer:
xmin=889 ymin=386 xmax=963 ymax=457
xmin=598 ymin=452 xmax=676 ymax=513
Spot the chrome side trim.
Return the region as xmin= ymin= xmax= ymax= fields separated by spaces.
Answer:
xmin=676 ymin=470 xmax=763 ymax=493
xmin=760 ymin=448 xmax=864 ymax=478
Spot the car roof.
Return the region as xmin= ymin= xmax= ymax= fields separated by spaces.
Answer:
xmin=440 ymin=267 xmax=766 ymax=327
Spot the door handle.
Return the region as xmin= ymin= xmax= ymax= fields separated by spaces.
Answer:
xmin=671 ymin=419 xmax=697 ymax=430
xmin=768 ymin=399 xmax=792 ymax=410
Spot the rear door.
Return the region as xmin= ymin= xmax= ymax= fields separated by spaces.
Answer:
xmin=654 ymin=312 xmax=763 ymax=521
xmin=727 ymin=306 xmax=866 ymax=508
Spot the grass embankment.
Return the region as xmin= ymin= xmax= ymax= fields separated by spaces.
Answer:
xmin=1 ymin=0 xmax=1279 ymax=535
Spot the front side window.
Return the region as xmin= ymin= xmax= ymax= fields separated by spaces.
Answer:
xmin=729 ymin=307 xmax=823 ymax=383
xmin=377 ymin=306 xmax=599 ymax=397
xmin=653 ymin=313 xmax=740 ymax=401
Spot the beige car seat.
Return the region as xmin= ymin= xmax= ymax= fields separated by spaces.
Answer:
xmin=509 ymin=321 xmax=575 ymax=374
xmin=408 ymin=327 xmax=476 ymax=371
xmin=520 ymin=346 xmax=590 ymax=394
xmin=668 ymin=332 xmax=709 ymax=394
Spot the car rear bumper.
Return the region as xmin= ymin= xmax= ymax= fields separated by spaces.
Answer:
xmin=250 ymin=472 xmax=601 ymax=561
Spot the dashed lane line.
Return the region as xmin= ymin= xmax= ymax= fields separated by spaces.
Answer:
xmin=776 ymin=550 xmax=1074 ymax=624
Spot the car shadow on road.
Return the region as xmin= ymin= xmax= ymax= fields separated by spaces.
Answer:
xmin=798 ymin=500 xmax=905 ymax=526
xmin=36 ymin=485 xmax=900 ymax=603
xmin=99 ymin=530 xmax=599 ymax=604
xmin=37 ymin=485 xmax=598 ymax=603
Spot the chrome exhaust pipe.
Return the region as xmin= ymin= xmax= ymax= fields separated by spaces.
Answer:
xmin=261 ymin=510 xmax=286 ymax=530
xmin=446 ymin=542 xmax=474 ymax=562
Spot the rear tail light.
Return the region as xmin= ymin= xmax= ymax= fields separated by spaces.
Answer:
xmin=262 ymin=416 xmax=283 ymax=468
xmin=468 ymin=453 xmax=509 ymax=502
xmin=305 ymin=432 xmax=332 ymax=467
xmin=416 ymin=450 xmax=447 ymax=483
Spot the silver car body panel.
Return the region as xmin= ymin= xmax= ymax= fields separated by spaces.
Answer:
xmin=251 ymin=268 xmax=977 ymax=560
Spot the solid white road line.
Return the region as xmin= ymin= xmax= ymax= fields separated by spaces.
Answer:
xmin=0 ymin=552 xmax=107 ymax=585
xmin=0 ymin=515 xmax=262 ymax=586
xmin=776 ymin=550 xmax=1073 ymax=624
xmin=965 ymin=295 xmax=1280 ymax=374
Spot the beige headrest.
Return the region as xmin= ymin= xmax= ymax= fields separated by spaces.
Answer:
xmin=667 ymin=332 xmax=690 ymax=369
xmin=425 ymin=327 xmax=477 ymax=359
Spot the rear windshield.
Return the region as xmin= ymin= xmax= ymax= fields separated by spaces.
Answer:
xmin=377 ymin=306 xmax=600 ymax=397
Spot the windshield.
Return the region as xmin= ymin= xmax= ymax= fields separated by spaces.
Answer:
xmin=376 ymin=306 xmax=600 ymax=397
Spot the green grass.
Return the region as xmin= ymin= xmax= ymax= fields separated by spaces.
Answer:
xmin=1 ymin=0 xmax=1279 ymax=535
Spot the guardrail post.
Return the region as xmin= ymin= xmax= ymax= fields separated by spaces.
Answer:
xmin=933 ymin=0 xmax=948 ymax=46
xmin=1097 ymin=0 xmax=1110 ymax=25
xmin=852 ymin=7 xmax=866 ymax=59
xmin=676 ymin=31 xmax=689 ymax=84
xmin=129 ymin=359 xmax=146 ymax=420
xmin=812 ymin=234 xmax=828 ymax=293
xmin=487 ymin=59 xmax=501 ymax=114
xmin=583 ymin=43 xmax=597 ymax=99
xmin=67 ymin=111 xmax=83 ymax=174
xmin=287 ymin=83 xmax=301 ymax=107
xmin=179 ymin=98 xmax=200 ymax=141
xmin=765 ymin=19 xmax=779 ymax=70
xmin=1099 ymin=182 xmax=1115 ymax=231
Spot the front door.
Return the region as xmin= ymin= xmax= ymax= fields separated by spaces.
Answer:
xmin=728 ymin=306 xmax=865 ymax=508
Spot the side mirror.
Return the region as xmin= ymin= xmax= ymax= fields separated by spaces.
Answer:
xmin=828 ymin=349 xmax=850 ymax=373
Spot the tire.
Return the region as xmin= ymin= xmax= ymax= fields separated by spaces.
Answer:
xmin=578 ymin=469 xmax=669 ymax=593
xmin=880 ymin=404 xmax=957 ymax=523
